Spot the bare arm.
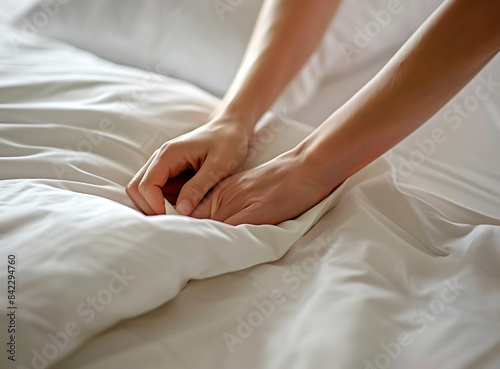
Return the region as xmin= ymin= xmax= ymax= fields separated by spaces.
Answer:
xmin=300 ymin=0 xmax=500 ymax=191
xmin=127 ymin=0 xmax=340 ymax=215
xmin=193 ymin=0 xmax=500 ymax=225
xmin=214 ymin=0 xmax=341 ymax=127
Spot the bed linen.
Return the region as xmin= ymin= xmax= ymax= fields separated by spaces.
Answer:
xmin=0 ymin=22 xmax=355 ymax=368
xmin=13 ymin=0 xmax=318 ymax=115
xmin=15 ymin=0 xmax=444 ymax=116
xmin=1 ymin=21 xmax=500 ymax=369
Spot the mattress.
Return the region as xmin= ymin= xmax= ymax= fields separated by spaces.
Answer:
xmin=1 ymin=21 xmax=500 ymax=369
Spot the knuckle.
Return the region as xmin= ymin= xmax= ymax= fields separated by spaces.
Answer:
xmin=125 ymin=182 xmax=136 ymax=196
xmin=193 ymin=197 xmax=210 ymax=217
xmin=137 ymin=180 xmax=150 ymax=194
xmin=157 ymin=141 xmax=178 ymax=156
xmin=213 ymin=179 xmax=228 ymax=194
xmin=184 ymin=185 xmax=204 ymax=203
xmin=158 ymin=142 xmax=173 ymax=157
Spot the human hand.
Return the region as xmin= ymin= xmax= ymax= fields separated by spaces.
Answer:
xmin=126 ymin=118 xmax=251 ymax=215
xmin=189 ymin=149 xmax=334 ymax=225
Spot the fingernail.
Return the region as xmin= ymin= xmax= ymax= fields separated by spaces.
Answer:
xmin=176 ymin=200 xmax=192 ymax=216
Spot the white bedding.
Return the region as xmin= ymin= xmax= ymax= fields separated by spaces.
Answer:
xmin=14 ymin=0 xmax=443 ymax=117
xmin=1 ymin=21 xmax=500 ymax=369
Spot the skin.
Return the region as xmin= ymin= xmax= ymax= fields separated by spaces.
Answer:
xmin=126 ymin=0 xmax=341 ymax=216
xmin=127 ymin=0 xmax=500 ymax=225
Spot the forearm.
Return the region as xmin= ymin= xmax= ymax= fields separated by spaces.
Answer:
xmin=298 ymin=0 xmax=500 ymax=189
xmin=213 ymin=0 xmax=340 ymax=130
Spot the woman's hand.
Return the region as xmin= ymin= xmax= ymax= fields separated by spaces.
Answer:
xmin=190 ymin=148 xmax=335 ymax=225
xmin=126 ymin=117 xmax=251 ymax=216
xmin=125 ymin=0 xmax=341 ymax=217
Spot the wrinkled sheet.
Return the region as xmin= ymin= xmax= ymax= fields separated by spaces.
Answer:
xmin=0 ymin=23 xmax=347 ymax=368
xmin=1 ymin=23 xmax=500 ymax=369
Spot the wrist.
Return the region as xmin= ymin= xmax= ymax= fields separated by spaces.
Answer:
xmin=290 ymin=137 xmax=353 ymax=194
xmin=210 ymin=102 xmax=260 ymax=134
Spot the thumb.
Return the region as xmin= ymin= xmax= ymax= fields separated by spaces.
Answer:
xmin=175 ymin=162 xmax=228 ymax=216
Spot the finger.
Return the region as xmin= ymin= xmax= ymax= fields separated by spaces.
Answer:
xmin=127 ymin=192 xmax=147 ymax=214
xmin=210 ymin=193 xmax=234 ymax=223
xmin=175 ymin=161 xmax=229 ymax=216
xmin=193 ymin=176 xmax=244 ymax=222
xmin=126 ymin=155 xmax=159 ymax=215
xmin=140 ymin=146 xmax=189 ymax=215
xmin=189 ymin=192 xmax=213 ymax=219
xmin=223 ymin=203 xmax=261 ymax=226
xmin=162 ymin=193 xmax=178 ymax=207
xmin=161 ymin=169 xmax=197 ymax=205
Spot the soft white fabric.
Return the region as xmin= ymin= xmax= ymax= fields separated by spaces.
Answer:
xmin=48 ymin=53 xmax=500 ymax=369
xmin=280 ymin=0 xmax=445 ymax=120
xmin=0 ymin=0 xmax=38 ymax=22
xmin=0 ymin=22 xmax=351 ymax=368
xmin=13 ymin=0 xmax=263 ymax=98
xmin=2 ymin=19 xmax=500 ymax=369
xmin=12 ymin=0 xmax=318 ymax=114
xmin=296 ymin=57 xmax=388 ymax=126
xmin=317 ymin=0 xmax=444 ymax=78
xmin=13 ymin=0 xmax=444 ymax=118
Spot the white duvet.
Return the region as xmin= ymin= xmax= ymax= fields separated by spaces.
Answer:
xmin=1 ymin=23 xmax=499 ymax=369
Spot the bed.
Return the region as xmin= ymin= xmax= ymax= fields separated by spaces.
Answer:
xmin=1 ymin=2 xmax=499 ymax=369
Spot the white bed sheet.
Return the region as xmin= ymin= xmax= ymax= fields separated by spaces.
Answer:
xmin=1 ymin=22 xmax=499 ymax=369
xmin=294 ymin=57 xmax=388 ymax=127
xmin=0 ymin=22 xmax=354 ymax=368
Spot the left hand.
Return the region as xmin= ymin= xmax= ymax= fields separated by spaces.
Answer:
xmin=190 ymin=150 xmax=333 ymax=225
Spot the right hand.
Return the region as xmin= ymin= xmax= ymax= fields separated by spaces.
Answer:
xmin=126 ymin=118 xmax=251 ymax=216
